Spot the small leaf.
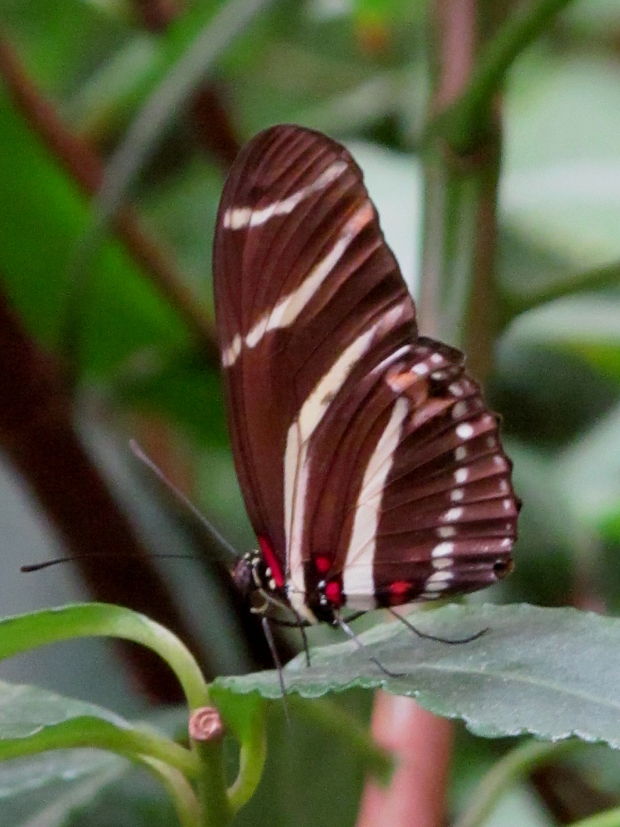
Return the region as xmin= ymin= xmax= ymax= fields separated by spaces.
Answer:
xmin=0 ymin=681 xmax=127 ymax=798
xmin=0 ymin=680 xmax=128 ymax=741
xmin=0 ymin=679 xmax=197 ymax=827
xmin=215 ymin=604 xmax=620 ymax=749
xmin=0 ymin=604 xmax=209 ymax=712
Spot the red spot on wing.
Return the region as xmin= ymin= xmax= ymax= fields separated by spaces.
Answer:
xmin=257 ymin=536 xmax=285 ymax=588
xmin=315 ymin=555 xmax=331 ymax=574
xmin=325 ymin=580 xmax=343 ymax=607
xmin=388 ymin=580 xmax=412 ymax=605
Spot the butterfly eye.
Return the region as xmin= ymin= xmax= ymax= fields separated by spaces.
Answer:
xmin=231 ymin=557 xmax=255 ymax=598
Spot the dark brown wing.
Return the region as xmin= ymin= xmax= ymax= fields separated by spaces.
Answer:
xmin=213 ymin=124 xmax=517 ymax=616
xmin=304 ymin=337 xmax=518 ymax=612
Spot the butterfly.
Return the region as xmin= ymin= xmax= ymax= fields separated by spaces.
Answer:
xmin=213 ymin=124 xmax=518 ymax=631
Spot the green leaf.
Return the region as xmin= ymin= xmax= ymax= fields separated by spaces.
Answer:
xmin=0 ymin=87 xmax=189 ymax=378
xmin=0 ymin=679 xmax=195 ymax=774
xmin=0 ymin=681 xmax=127 ymax=799
xmin=113 ymin=350 xmax=228 ymax=445
xmin=54 ymin=768 xmax=179 ymax=827
xmin=0 ymin=683 xmax=198 ymax=825
xmin=0 ymin=749 xmax=120 ymax=801
xmin=0 ymin=680 xmax=128 ymax=742
xmin=0 ymin=604 xmax=208 ymax=711
xmin=0 ymin=767 xmax=128 ymax=827
xmin=215 ymin=603 xmax=620 ymax=749
xmin=2 ymin=0 xmax=129 ymax=94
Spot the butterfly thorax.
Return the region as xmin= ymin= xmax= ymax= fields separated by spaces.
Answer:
xmin=231 ymin=551 xmax=284 ymax=604
xmin=231 ymin=549 xmax=345 ymax=625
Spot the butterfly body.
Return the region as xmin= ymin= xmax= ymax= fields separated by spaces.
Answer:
xmin=215 ymin=125 xmax=518 ymax=626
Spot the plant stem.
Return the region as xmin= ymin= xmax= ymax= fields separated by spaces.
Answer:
xmin=500 ymin=260 xmax=620 ymax=324
xmin=0 ymin=604 xmax=210 ymax=710
xmin=194 ymin=740 xmax=233 ymax=826
xmin=0 ymin=603 xmax=232 ymax=822
xmin=420 ymin=1 xmax=503 ymax=381
xmin=421 ymin=134 xmax=501 ymax=378
xmin=208 ymin=687 xmax=268 ymax=814
xmin=227 ymin=699 xmax=267 ymax=814
xmin=94 ymin=0 xmax=274 ymax=227
xmin=360 ymin=2 xmax=504 ymax=823
xmin=369 ymin=4 xmax=501 ymax=827
xmin=455 ymin=739 xmax=583 ymax=827
xmin=430 ymin=0 xmax=581 ymax=153
xmin=357 ymin=695 xmax=453 ymax=827
xmin=0 ymin=291 xmax=206 ymax=702
xmin=131 ymin=0 xmax=183 ymax=31
xmin=0 ymin=718 xmax=198 ymax=778
xmin=141 ymin=758 xmax=202 ymax=827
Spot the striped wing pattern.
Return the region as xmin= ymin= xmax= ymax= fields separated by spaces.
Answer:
xmin=213 ymin=124 xmax=518 ymax=622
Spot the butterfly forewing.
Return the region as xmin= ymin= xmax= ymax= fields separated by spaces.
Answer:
xmin=214 ymin=124 xmax=517 ymax=621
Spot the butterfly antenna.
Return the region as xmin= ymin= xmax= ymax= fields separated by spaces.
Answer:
xmin=291 ymin=607 xmax=311 ymax=668
xmin=129 ymin=439 xmax=238 ymax=563
xmin=388 ymin=608 xmax=488 ymax=645
xmin=261 ymin=616 xmax=291 ymax=723
xmin=21 ymin=552 xmax=197 ymax=573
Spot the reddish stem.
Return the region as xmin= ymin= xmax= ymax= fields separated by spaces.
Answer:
xmin=359 ymin=2 xmax=491 ymax=823
xmin=357 ymin=693 xmax=454 ymax=827
xmin=190 ymin=83 xmax=241 ymax=172
xmin=0 ymin=33 xmax=217 ymax=361
xmin=129 ymin=0 xmax=241 ymax=173
xmin=131 ymin=0 xmax=185 ymax=31
xmin=0 ymin=289 xmax=209 ymax=702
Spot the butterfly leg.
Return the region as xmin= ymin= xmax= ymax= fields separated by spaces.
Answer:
xmin=343 ymin=611 xmax=365 ymax=624
xmin=260 ymin=616 xmax=292 ymax=722
xmin=296 ymin=615 xmax=311 ymax=667
xmin=334 ymin=612 xmax=405 ymax=679
xmin=268 ymin=612 xmax=312 ymax=667
xmin=388 ymin=608 xmax=488 ymax=645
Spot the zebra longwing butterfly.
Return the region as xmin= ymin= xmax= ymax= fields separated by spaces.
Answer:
xmin=213 ymin=124 xmax=518 ymax=626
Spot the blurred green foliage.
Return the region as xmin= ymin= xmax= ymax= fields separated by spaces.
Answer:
xmin=1 ymin=0 xmax=620 ymax=824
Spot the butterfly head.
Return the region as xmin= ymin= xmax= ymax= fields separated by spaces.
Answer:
xmin=230 ymin=552 xmax=256 ymax=599
xmin=231 ymin=548 xmax=287 ymax=613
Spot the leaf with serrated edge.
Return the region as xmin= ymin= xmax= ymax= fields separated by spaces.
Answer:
xmin=214 ymin=604 xmax=620 ymax=749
